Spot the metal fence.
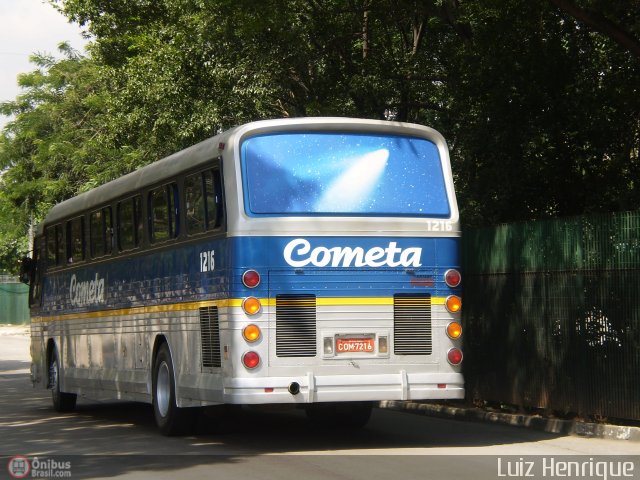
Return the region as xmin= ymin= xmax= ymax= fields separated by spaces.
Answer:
xmin=462 ymin=211 xmax=640 ymax=421
xmin=0 ymin=280 xmax=29 ymax=324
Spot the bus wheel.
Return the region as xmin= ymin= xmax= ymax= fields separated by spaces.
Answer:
xmin=152 ymin=343 xmax=196 ymax=436
xmin=49 ymin=347 xmax=77 ymax=412
xmin=306 ymin=402 xmax=373 ymax=429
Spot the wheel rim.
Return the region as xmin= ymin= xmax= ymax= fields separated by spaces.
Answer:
xmin=156 ymin=361 xmax=171 ymax=418
xmin=51 ymin=360 xmax=59 ymax=389
xmin=51 ymin=358 xmax=59 ymax=399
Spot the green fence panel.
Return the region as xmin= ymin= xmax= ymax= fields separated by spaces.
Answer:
xmin=463 ymin=211 xmax=640 ymax=274
xmin=462 ymin=211 xmax=640 ymax=421
xmin=0 ymin=282 xmax=29 ymax=324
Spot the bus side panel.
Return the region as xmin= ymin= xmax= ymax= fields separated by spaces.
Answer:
xmin=35 ymin=238 xmax=229 ymax=405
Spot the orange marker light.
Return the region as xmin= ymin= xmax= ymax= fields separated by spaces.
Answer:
xmin=242 ymin=297 xmax=262 ymax=315
xmin=446 ymin=322 xmax=462 ymax=339
xmin=445 ymin=295 xmax=462 ymax=313
xmin=243 ymin=324 xmax=261 ymax=342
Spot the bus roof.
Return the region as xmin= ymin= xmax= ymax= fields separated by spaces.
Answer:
xmin=37 ymin=117 xmax=453 ymax=235
xmin=37 ymin=133 xmax=224 ymax=233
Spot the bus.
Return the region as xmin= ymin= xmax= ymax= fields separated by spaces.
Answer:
xmin=25 ymin=117 xmax=463 ymax=435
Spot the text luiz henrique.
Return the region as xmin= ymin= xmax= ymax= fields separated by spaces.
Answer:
xmin=497 ymin=457 xmax=636 ymax=480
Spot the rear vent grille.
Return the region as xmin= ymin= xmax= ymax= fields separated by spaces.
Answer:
xmin=276 ymin=294 xmax=317 ymax=357
xmin=393 ymin=294 xmax=432 ymax=355
xmin=200 ymin=306 xmax=221 ymax=368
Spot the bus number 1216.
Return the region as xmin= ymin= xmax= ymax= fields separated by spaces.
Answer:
xmin=200 ymin=250 xmax=215 ymax=272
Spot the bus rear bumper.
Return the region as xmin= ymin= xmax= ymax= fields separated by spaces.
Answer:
xmin=220 ymin=372 xmax=464 ymax=404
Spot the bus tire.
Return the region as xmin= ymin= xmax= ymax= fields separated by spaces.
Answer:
xmin=306 ymin=401 xmax=372 ymax=429
xmin=50 ymin=347 xmax=77 ymax=412
xmin=152 ymin=343 xmax=196 ymax=436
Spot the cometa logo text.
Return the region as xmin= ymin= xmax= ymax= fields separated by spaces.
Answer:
xmin=283 ymin=238 xmax=422 ymax=268
xmin=69 ymin=273 xmax=105 ymax=307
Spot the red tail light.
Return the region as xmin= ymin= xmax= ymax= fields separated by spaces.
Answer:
xmin=444 ymin=269 xmax=461 ymax=288
xmin=447 ymin=348 xmax=463 ymax=365
xmin=242 ymin=351 xmax=260 ymax=369
xmin=242 ymin=270 xmax=261 ymax=288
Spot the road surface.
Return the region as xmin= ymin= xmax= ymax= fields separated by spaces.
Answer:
xmin=1 ymin=327 xmax=637 ymax=479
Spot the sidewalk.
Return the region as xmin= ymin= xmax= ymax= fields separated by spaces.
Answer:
xmin=380 ymin=400 xmax=640 ymax=442
xmin=0 ymin=324 xmax=31 ymax=373
xmin=0 ymin=324 xmax=29 ymax=336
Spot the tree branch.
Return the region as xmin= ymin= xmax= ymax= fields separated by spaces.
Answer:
xmin=549 ymin=0 xmax=640 ymax=59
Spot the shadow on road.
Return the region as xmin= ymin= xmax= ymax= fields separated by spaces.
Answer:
xmin=0 ymin=360 xmax=30 ymax=374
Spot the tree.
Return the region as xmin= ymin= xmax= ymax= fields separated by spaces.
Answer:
xmin=0 ymin=44 xmax=111 ymax=270
xmin=548 ymin=0 xmax=640 ymax=59
xmin=441 ymin=0 xmax=640 ymax=224
xmin=1 ymin=0 xmax=639 ymax=272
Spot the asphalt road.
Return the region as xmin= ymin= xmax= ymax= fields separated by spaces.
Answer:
xmin=1 ymin=328 xmax=638 ymax=480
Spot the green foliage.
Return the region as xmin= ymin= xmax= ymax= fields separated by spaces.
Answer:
xmin=444 ymin=0 xmax=640 ymax=225
xmin=0 ymin=0 xmax=638 ymax=271
xmin=0 ymin=43 xmax=113 ymax=269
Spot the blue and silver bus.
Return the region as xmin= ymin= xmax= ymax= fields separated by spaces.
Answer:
xmin=27 ymin=118 xmax=463 ymax=435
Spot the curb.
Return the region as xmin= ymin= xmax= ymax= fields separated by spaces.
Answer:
xmin=379 ymin=400 xmax=640 ymax=442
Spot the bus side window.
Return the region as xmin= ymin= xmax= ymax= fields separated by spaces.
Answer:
xmin=185 ymin=173 xmax=206 ymax=235
xmin=149 ymin=183 xmax=178 ymax=243
xmin=204 ymin=169 xmax=223 ymax=230
xmin=104 ymin=207 xmax=114 ymax=254
xmin=56 ymin=225 xmax=64 ymax=265
xmin=90 ymin=207 xmax=113 ymax=258
xmin=66 ymin=216 xmax=85 ymax=264
xmin=46 ymin=224 xmax=64 ymax=267
xmin=118 ymin=196 xmax=142 ymax=251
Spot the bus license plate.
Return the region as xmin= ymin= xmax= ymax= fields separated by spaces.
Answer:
xmin=335 ymin=337 xmax=375 ymax=354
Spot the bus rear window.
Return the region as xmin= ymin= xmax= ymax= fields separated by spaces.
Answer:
xmin=241 ymin=132 xmax=450 ymax=217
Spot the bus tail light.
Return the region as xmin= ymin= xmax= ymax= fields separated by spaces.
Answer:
xmin=445 ymin=295 xmax=462 ymax=313
xmin=444 ymin=269 xmax=461 ymax=288
xmin=242 ymin=269 xmax=261 ymax=288
xmin=242 ymin=297 xmax=262 ymax=315
xmin=243 ymin=324 xmax=261 ymax=342
xmin=242 ymin=351 xmax=260 ymax=369
xmin=446 ymin=322 xmax=462 ymax=339
xmin=447 ymin=348 xmax=463 ymax=365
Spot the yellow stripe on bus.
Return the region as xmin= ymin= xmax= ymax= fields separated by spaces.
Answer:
xmin=31 ymin=296 xmax=448 ymax=323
